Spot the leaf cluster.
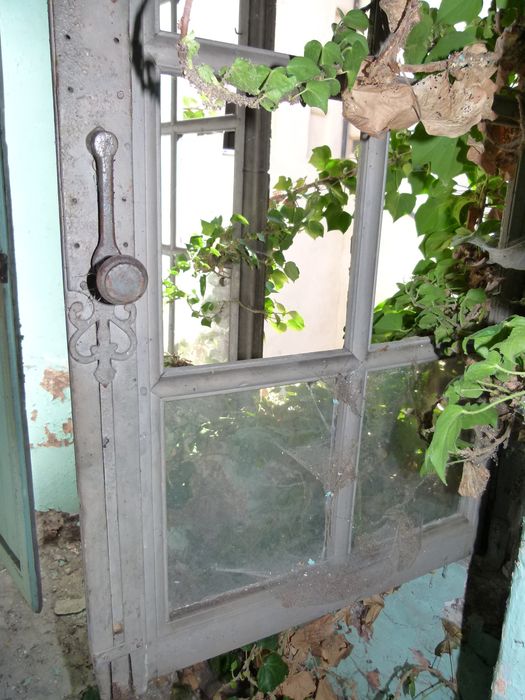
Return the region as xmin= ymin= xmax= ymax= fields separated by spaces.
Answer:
xmin=373 ymin=128 xmax=506 ymax=353
xmin=422 ymin=317 xmax=525 ymax=482
xmin=164 ymin=146 xmax=356 ymax=333
xmin=181 ymin=6 xmax=370 ymax=113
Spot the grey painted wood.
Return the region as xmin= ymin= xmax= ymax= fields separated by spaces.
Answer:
xmin=52 ymin=2 xmax=479 ymax=697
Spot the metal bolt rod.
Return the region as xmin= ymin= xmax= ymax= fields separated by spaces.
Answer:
xmin=87 ymin=128 xmax=121 ymax=267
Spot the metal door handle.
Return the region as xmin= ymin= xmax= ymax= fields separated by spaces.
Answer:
xmin=87 ymin=128 xmax=148 ymax=305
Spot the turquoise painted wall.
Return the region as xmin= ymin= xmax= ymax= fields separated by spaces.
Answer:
xmin=0 ymin=0 xmax=78 ymax=513
xmin=492 ymin=520 xmax=525 ymax=699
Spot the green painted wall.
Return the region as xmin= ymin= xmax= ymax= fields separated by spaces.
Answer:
xmin=492 ymin=520 xmax=525 ymax=699
xmin=0 ymin=0 xmax=78 ymax=513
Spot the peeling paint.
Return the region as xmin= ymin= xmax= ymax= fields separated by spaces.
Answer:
xmin=62 ymin=417 xmax=74 ymax=435
xmin=37 ymin=425 xmax=74 ymax=448
xmin=30 ymin=409 xmax=38 ymax=421
xmin=494 ymin=677 xmax=506 ymax=694
xmin=40 ymin=368 xmax=70 ymax=401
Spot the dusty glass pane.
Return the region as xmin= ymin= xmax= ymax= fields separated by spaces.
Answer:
xmin=353 ymin=361 xmax=461 ymax=564
xmin=263 ymin=101 xmax=353 ymax=358
xmin=175 ymin=132 xmax=235 ymax=247
xmin=165 ymin=380 xmax=337 ymax=612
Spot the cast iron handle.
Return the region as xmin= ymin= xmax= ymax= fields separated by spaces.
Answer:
xmin=87 ymin=128 xmax=148 ymax=305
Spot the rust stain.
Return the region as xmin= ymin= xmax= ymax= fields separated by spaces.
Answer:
xmin=62 ymin=417 xmax=74 ymax=435
xmin=37 ymin=425 xmax=74 ymax=448
xmin=30 ymin=409 xmax=38 ymax=422
xmin=40 ymin=368 xmax=70 ymax=402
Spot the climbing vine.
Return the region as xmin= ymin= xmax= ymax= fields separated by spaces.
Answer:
xmin=164 ymin=0 xmax=525 ymax=490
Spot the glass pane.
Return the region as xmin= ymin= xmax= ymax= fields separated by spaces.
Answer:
xmin=175 ymin=132 xmax=235 ymax=247
xmin=263 ymin=101 xmax=353 ymax=357
xmin=353 ymin=361 xmax=461 ymax=563
xmin=275 ymin=0 xmax=355 ymax=55
xmin=159 ymin=0 xmax=240 ymax=44
xmin=164 ymin=380 xmax=337 ymax=612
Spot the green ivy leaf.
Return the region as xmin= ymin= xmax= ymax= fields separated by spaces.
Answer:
xmin=284 ymin=261 xmax=300 ymax=281
xmin=288 ymin=310 xmax=305 ymax=330
xmin=256 ymin=653 xmax=288 ymax=693
xmin=459 ymin=403 xmax=499 ymax=430
xmin=404 ymin=13 xmax=433 ymax=64
xmin=324 ymin=203 xmax=352 ymax=233
xmin=386 ymin=192 xmax=417 ymax=221
xmin=427 ymin=28 xmax=477 ymax=61
xmin=231 ymin=213 xmax=250 ymax=226
xmin=309 ymin=145 xmax=332 ymax=171
xmin=437 ymin=0 xmax=482 ymax=25
xmin=422 ymin=404 xmax=464 ymax=481
xmin=304 ymin=39 xmax=323 ymax=63
xmin=260 ymin=68 xmax=297 ymax=108
xmin=287 ymin=56 xmax=322 ymax=82
xmin=306 ymin=220 xmax=325 ymax=238
xmin=321 ymin=41 xmax=342 ymax=66
xmin=196 ymin=64 xmax=219 ymax=85
xmin=342 ymin=42 xmax=368 ymax=90
xmin=343 ymin=9 xmax=369 ymax=30
xmin=226 ymin=58 xmax=270 ymax=95
xmin=411 ymin=128 xmax=463 ymax=181
xmin=301 ymin=80 xmax=332 ymax=112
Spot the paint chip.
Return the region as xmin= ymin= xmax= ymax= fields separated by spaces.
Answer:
xmin=40 ymin=368 xmax=70 ymax=402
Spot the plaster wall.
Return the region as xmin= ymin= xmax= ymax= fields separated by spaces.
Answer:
xmin=492 ymin=519 xmax=525 ymax=699
xmin=0 ymin=0 xmax=78 ymax=512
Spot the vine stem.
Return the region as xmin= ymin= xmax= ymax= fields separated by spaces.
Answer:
xmin=179 ymin=0 xmax=193 ymax=37
xmin=460 ymin=389 xmax=525 ymax=415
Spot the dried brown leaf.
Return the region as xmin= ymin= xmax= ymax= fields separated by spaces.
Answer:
xmin=315 ymin=677 xmax=339 ymax=700
xmin=342 ymin=80 xmax=419 ymax=136
xmin=442 ymin=619 xmax=462 ymax=645
xmin=459 ymin=461 xmax=490 ymax=498
xmin=180 ymin=662 xmax=211 ymax=691
xmin=279 ymin=670 xmax=317 ymax=700
xmin=290 ymin=614 xmax=337 ymax=659
xmin=361 ymin=595 xmax=385 ymax=627
xmin=379 ymin=0 xmax=407 ymax=31
xmin=320 ymin=634 xmax=352 ymax=667
xmin=366 ymin=670 xmax=382 ymax=689
xmin=414 ymin=47 xmax=498 ymax=137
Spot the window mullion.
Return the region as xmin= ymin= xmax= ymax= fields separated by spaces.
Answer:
xmin=325 ymin=137 xmax=390 ymax=559
xmin=344 ymin=136 xmax=390 ymax=361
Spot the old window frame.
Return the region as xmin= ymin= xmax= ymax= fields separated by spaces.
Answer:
xmin=131 ymin=0 xmax=478 ymax=672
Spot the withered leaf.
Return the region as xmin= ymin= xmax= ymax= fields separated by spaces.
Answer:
xmin=290 ymin=614 xmax=337 ymax=660
xmin=379 ymin=0 xmax=407 ymax=31
xmin=342 ymin=80 xmax=419 ymax=136
xmin=458 ymin=461 xmax=490 ymax=498
xmin=279 ymin=670 xmax=317 ymax=700
xmin=414 ymin=47 xmax=498 ymax=137
xmin=361 ymin=595 xmax=385 ymax=627
xmin=180 ymin=662 xmax=211 ymax=691
xmin=442 ymin=619 xmax=462 ymax=645
xmin=320 ymin=634 xmax=353 ymax=667
xmin=315 ymin=676 xmax=340 ymax=700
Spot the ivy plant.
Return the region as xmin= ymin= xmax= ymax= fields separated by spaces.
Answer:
xmin=165 ymin=0 xmax=524 ymax=490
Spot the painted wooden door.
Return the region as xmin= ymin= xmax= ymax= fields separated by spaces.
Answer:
xmin=49 ymin=2 xmax=478 ymax=697
xmin=0 ymin=56 xmax=41 ymax=612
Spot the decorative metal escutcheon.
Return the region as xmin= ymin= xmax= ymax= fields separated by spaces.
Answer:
xmin=87 ymin=128 xmax=148 ymax=305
